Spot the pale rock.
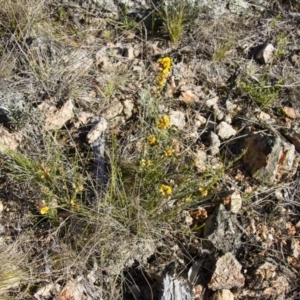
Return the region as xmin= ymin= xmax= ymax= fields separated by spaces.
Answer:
xmin=34 ymin=283 xmax=60 ymax=300
xmin=224 ymin=114 xmax=232 ymax=124
xmin=255 ymin=262 xmax=276 ymax=280
xmin=85 ymin=34 xmax=96 ymax=45
xmin=123 ymin=30 xmax=135 ymax=40
xmin=87 ymin=117 xmax=108 ymax=144
xmin=208 ymin=252 xmax=245 ymax=291
xmin=228 ymin=0 xmax=250 ymax=15
xmin=291 ymin=53 xmax=300 ymax=67
xmin=0 ymin=201 xmax=3 ymax=215
xmin=95 ymin=47 xmax=113 ymax=71
xmin=133 ymin=65 xmax=143 ymax=73
xmin=179 ymin=89 xmax=199 ymax=104
xmin=216 ymin=121 xmax=237 ymax=139
xmin=210 ymin=132 xmax=221 ymax=155
xmin=133 ymin=46 xmax=140 ymax=57
xmin=256 ymin=43 xmax=275 ymax=64
xmin=194 ymin=149 xmax=207 ymax=171
xmin=105 ymin=99 xmax=123 ymax=119
xmin=212 ymin=289 xmax=234 ymax=300
xmin=183 ymin=210 xmax=193 ymax=226
xmin=122 ymin=99 xmax=134 ymax=119
xmin=257 ymin=111 xmax=271 ymax=121
xmin=158 ymin=104 xmax=167 ymax=113
xmin=263 ymin=275 xmax=289 ymax=297
xmin=194 ymin=113 xmax=206 ymax=127
xmin=282 ymin=106 xmax=297 ymax=119
xmin=58 ymin=279 xmax=85 ymax=300
xmin=267 ymin=233 xmax=274 ymax=242
xmin=0 ymin=127 xmax=22 ymax=152
xmin=213 ymin=106 xmax=224 ymax=121
xmin=124 ymin=238 xmax=156 ymax=268
xmin=210 ymin=157 xmax=221 ymax=167
xmin=226 ymin=100 xmax=237 ymax=113
xmin=45 ymin=99 xmax=74 ymax=131
xmin=290 ymin=238 xmax=300 ymax=259
xmin=188 ymin=131 xmax=199 ymax=140
xmin=206 ymin=97 xmax=219 ymax=108
xmin=169 ymin=110 xmax=185 ymax=130
xmin=74 ymin=111 xmax=93 ymax=128
xmin=230 ymin=191 xmax=242 ymax=214
xmin=193 ymin=285 xmax=204 ymax=300
xmin=38 ymin=101 xmax=55 ymax=113
xmin=274 ymin=189 xmax=284 ymax=201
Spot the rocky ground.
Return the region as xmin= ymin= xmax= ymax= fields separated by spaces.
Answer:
xmin=0 ymin=0 xmax=300 ymax=299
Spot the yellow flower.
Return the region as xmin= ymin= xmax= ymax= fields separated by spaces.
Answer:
xmin=164 ymin=146 xmax=174 ymax=157
xmin=159 ymin=184 xmax=172 ymax=195
xmin=145 ymin=159 xmax=152 ymax=166
xmin=76 ymin=184 xmax=84 ymax=192
xmin=158 ymin=57 xmax=171 ymax=70
xmin=155 ymin=74 xmax=166 ymax=87
xmin=156 ymin=57 xmax=171 ymax=89
xmin=157 ymin=115 xmax=170 ymax=129
xmin=140 ymin=159 xmax=152 ymax=167
xmin=184 ymin=195 xmax=192 ymax=202
xmin=199 ymin=187 xmax=208 ymax=196
xmin=40 ymin=205 xmax=49 ymax=215
xmin=147 ymin=135 xmax=156 ymax=145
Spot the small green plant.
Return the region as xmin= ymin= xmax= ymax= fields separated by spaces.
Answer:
xmin=274 ymin=32 xmax=289 ymax=59
xmin=96 ymin=61 xmax=129 ymax=98
xmin=155 ymin=0 xmax=199 ymax=42
xmin=270 ymin=14 xmax=281 ymax=28
xmin=118 ymin=3 xmax=137 ymax=30
xmin=213 ymin=40 xmax=233 ymax=61
xmin=109 ymin=2 xmax=140 ymax=31
xmin=237 ymin=67 xmax=283 ymax=107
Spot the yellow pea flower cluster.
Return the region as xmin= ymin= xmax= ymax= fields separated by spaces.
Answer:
xmin=199 ymin=187 xmax=208 ymax=196
xmin=147 ymin=135 xmax=156 ymax=145
xmin=164 ymin=146 xmax=174 ymax=157
xmin=40 ymin=205 xmax=49 ymax=215
xmin=140 ymin=159 xmax=152 ymax=167
xmin=155 ymin=57 xmax=171 ymax=89
xmin=159 ymin=184 xmax=172 ymax=195
xmin=157 ymin=115 xmax=170 ymax=129
xmin=38 ymin=200 xmax=49 ymax=215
